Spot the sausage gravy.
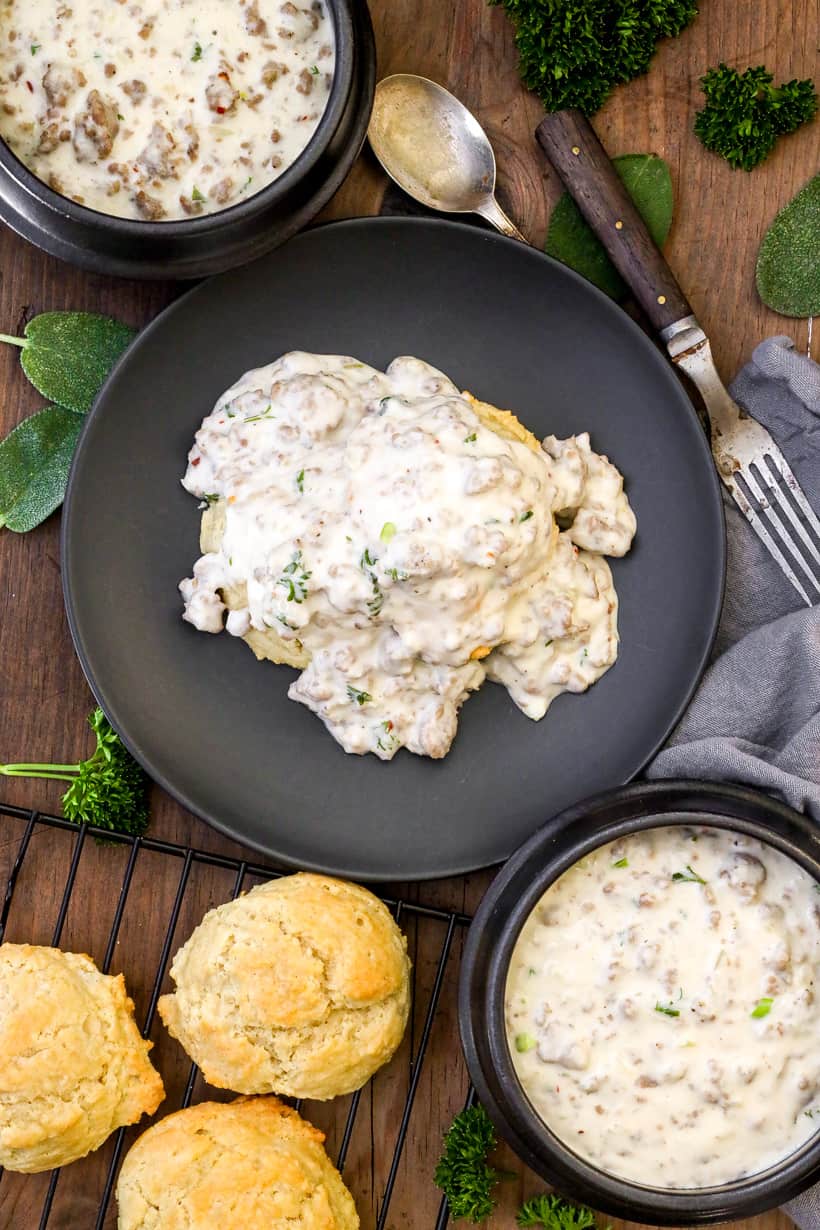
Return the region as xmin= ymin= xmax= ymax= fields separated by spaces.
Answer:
xmin=506 ymin=826 xmax=820 ymax=1187
xmin=180 ymin=352 xmax=636 ymax=759
xmin=0 ymin=0 xmax=334 ymax=220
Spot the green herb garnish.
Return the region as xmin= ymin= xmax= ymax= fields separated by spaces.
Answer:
xmin=296 ymin=469 xmax=304 ymax=493
xmin=655 ymin=1001 xmax=681 ymax=1017
xmin=517 ymin=1193 xmax=600 ymax=1230
xmin=612 ymin=857 xmax=628 ymax=868
xmin=202 ymin=493 xmax=220 ymax=505
xmin=380 ymin=521 xmax=396 ymax=542
xmin=694 ymin=63 xmax=817 ymax=171
xmin=546 ymin=154 xmax=674 ymax=300
xmin=360 ymin=548 xmax=384 ymax=616
xmin=310 ymin=64 xmax=320 ymax=74
xmin=491 ymin=0 xmax=698 ymax=116
xmin=243 ymin=403 xmax=273 ymax=423
xmin=30 ymin=43 xmax=41 ymax=54
xmin=434 ymin=1105 xmax=503 ymax=1223
xmin=751 ymin=997 xmax=774 ymax=1019
xmin=464 ymin=432 xmax=477 ymax=443
xmin=191 ymin=185 xmax=206 ymax=203
xmin=0 ymin=312 xmax=134 ymax=532
xmin=1 ymin=708 xmax=149 ymax=835
xmin=278 ymin=550 xmax=311 ymax=603
xmin=192 ymin=42 xmax=203 ymax=61
xmin=520 ymin=509 xmax=534 ymax=522
xmin=671 ymin=864 xmax=706 ymax=884
xmin=0 ymin=406 xmax=83 ymax=534
xmin=514 ymin=1033 xmax=537 ymax=1053
xmin=347 ymin=685 xmax=372 ymax=706
xmin=756 ymin=173 xmax=820 ymax=318
xmin=0 ymin=312 xmax=135 ymax=415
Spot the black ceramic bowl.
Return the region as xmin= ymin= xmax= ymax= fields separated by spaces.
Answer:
xmin=460 ymin=780 xmax=820 ymax=1225
xmin=0 ymin=0 xmax=374 ymax=279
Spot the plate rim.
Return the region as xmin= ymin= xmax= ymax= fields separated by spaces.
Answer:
xmin=60 ymin=215 xmax=726 ymax=880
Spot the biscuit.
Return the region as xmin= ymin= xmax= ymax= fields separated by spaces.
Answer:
xmin=116 ymin=1096 xmax=359 ymax=1230
xmin=158 ymin=873 xmax=411 ymax=1099
xmin=0 ymin=944 xmax=164 ymax=1173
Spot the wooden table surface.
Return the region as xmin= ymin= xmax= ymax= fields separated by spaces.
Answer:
xmin=0 ymin=0 xmax=817 ymax=1226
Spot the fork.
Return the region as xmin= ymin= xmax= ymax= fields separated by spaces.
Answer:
xmin=535 ymin=110 xmax=820 ymax=607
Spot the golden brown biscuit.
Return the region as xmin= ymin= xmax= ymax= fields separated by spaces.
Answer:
xmin=116 ymin=1096 xmax=359 ymax=1230
xmin=158 ymin=873 xmax=411 ymax=1099
xmin=0 ymin=944 xmax=164 ymax=1173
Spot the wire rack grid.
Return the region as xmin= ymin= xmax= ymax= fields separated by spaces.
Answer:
xmin=0 ymin=802 xmax=475 ymax=1230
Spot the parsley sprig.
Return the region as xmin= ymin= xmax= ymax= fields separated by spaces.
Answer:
xmin=434 ymin=1105 xmax=503 ymax=1222
xmin=490 ymin=0 xmax=698 ymax=116
xmin=1 ymin=708 xmax=149 ymax=835
xmin=694 ymin=63 xmax=817 ymax=170
xmin=671 ymin=864 xmax=706 ymax=884
xmin=518 ymin=1193 xmax=601 ymax=1230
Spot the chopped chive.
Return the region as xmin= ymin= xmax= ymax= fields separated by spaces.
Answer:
xmin=296 ymin=469 xmax=304 ymax=493
xmin=31 ymin=43 xmax=41 ymax=54
xmin=612 ymin=857 xmax=628 ymax=868
xmin=520 ymin=509 xmax=534 ymax=522
xmin=464 ymin=432 xmax=477 ymax=443
xmin=347 ymin=685 xmax=372 ymax=706
xmin=655 ymin=1001 xmax=680 ymax=1017
xmin=192 ymin=42 xmax=203 ymax=61
xmin=191 ymin=185 xmax=206 ymax=202
xmin=310 ymin=64 xmax=320 ymax=74
xmin=380 ymin=521 xmax=396 ymax=543
xmin=671 ymin=864 xmax=707 ymax=884
xmin=751 ymin=997 xmax=774 ymax=1019
xmin=514 ymin=1033 xmax=537 ymax=1053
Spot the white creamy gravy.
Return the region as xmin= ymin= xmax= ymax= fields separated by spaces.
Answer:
xmin=180 ymin=352 xmax=635 ymax=759
xmin=0 ymin=0 xmax=333 ymax=220
xmin=506 ymin=827 xmax=820 ymax=1187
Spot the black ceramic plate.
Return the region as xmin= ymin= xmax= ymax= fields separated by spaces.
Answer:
xmin=62 ymin=218 xmax=724 ymax=880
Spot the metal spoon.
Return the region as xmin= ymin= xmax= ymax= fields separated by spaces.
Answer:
xmin=367 ymin=74 xmax=527 ymax=242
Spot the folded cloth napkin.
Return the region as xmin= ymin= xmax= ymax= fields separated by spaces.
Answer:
xmin=646 ymin=335 xmax=820 ymax=819
xmin=645 ymin=335 xmax=820 ymax=1227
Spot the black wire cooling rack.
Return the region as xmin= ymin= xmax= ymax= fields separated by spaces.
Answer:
xmin=0 ymin=802 xmax=476 ymax=1230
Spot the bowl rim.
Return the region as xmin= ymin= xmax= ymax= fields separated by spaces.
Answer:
xmin=459 ymin=779 xmax=820 ymax=1225
xmin=0 ymin=0 xmax=355 ymax=233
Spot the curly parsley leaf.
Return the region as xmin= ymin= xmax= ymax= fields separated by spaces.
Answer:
xmin=1 ymin=708 xmax=149 ymax=836
xmin=694 ymin=64 xmax=817 ymax=171
xmin=434 ymin=1105 xmax=503 ymax=1223
xmin=0 ymin=405 xmax=83 ymax=533
xmin=546 ymin=154 xmax=673 ymax=299
xmin=517 ymin=1193 xmax=601 ymax=1230
xmin=0 ymin=311 xmax=135 ymax=414
xmin=490 ymin=0 xmax=697 ymax=116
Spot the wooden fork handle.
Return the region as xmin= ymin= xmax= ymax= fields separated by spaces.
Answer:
xmin=536 ymin=109 xmax=693 ymax=335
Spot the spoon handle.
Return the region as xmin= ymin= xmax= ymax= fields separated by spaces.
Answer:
xmin=535 ymin=109 xmax=693 ymax=333
xmin=475 ymin=195 xmax=528 ymax=243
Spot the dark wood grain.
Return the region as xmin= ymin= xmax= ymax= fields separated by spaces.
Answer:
xmin=535 ymin=109 xmax=694 ymax=332
xmin=0 ymin=0 xmax=818 ymax=1226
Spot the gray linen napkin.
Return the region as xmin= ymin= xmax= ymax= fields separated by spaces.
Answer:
xmin=644 ymin=335 xmax=820 ymax=1227
xmin=645 ymin=335 xmax=820 ymax=819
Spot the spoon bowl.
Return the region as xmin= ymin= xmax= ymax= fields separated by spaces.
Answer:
xmin=368 ymin=74 xmax=526 ymax=240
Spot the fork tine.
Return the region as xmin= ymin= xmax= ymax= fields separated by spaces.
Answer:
xmin=727 ymin=479 xmax=815 ymax=606
xmin=740 ymin=468 xmax=820 ymax=595
xmin=763 ymin=451 xmax=820 ymax=543
xmin=754 ymin=458 xmax=820 ymax=569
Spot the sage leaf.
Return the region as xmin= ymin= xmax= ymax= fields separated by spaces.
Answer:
xmin=545 ymin=154 xmax=674 ymax=300
xmin=0 ymin=312 xmax=135 ymax=414
xmin=756 ymin=174 xmax=820 ymax=318
xmin=0 ymin=405 xmax=83 ymax=533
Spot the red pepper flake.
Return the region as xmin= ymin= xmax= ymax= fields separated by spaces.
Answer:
xmin=385 ymin=721 xmax=394 ymax=731
xmin=25 ymin=80 xmax=34 ymax=92
xmin=216 ymin=106 xmax=226 ymax=114
xmin=191 ymin=456 xmax=201 ymax=466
